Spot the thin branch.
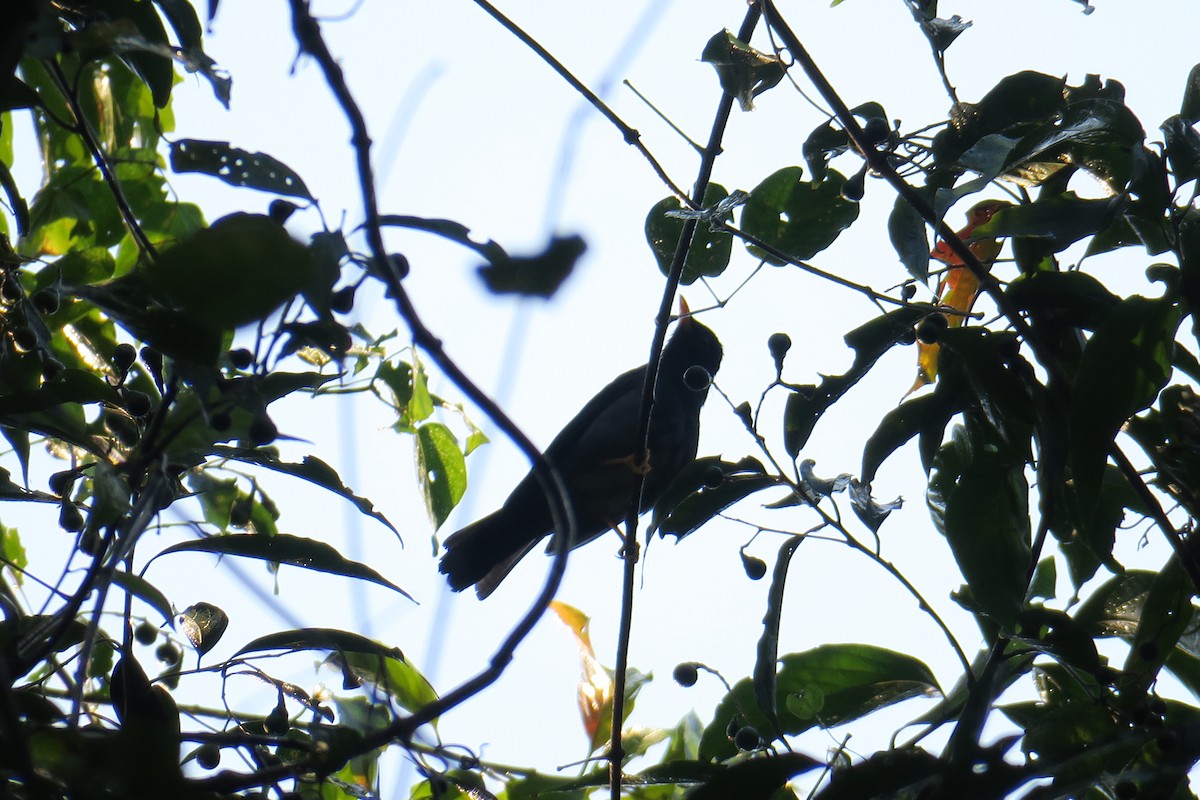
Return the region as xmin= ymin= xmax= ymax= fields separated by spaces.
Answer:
xmin=607 ymin=8 xmax=764 ymax=796
xmin=285 ymin=0 xmax=579 ymax=753
xmin=469 ymin=0 xmax=692 ymax=205
xmin=46 ymin=61 xmax=158 ymax=261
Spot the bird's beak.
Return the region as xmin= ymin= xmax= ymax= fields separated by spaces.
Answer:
xmin=678 ymin=296 xmax=692 ymax=326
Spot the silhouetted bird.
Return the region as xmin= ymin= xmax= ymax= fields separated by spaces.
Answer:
xmin=439 ymin=312 xmax=723 ymax=598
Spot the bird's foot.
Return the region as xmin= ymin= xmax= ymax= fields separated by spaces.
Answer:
xmin=606 ymin=449 xmax=652 ymax=475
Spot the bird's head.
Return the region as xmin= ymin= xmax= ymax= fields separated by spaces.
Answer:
xmin=666 ymin=301 xmax=723 ymax=394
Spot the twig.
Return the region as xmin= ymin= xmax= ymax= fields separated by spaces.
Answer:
xmin=468 ymin=0 xmax=692 ymax=205
xmin=608 ymin=7 xmax=763 ymax=797
xmin=46 ymin=61 xmax=158 ymax=261
xmin=285 ymin=0 xmax=578 ymax=755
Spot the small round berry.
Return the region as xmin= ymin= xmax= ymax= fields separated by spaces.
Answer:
xmin=672 ymin=663 xmax=699 ymax=687
xmin=195 ymin=743 xmax=221 ymax=770
xmin=734 ymin=726 xmax=761 ymax=751
xmin=134 ymin=621 xmax=158 ymax=646
xmin=741 ymin=553 xmax=768 ymax=581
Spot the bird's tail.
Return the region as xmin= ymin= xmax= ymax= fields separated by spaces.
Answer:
xmin=438 ymin=509 xmax=539 ymax=599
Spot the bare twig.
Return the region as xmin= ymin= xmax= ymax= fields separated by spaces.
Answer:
xmin=608 ymin=9 xmax=763 ymax=795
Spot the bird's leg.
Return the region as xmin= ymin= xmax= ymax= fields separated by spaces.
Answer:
xmin=605 ymin=448 xmax=652 ymax=475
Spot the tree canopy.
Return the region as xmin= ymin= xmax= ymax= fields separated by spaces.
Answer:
xmin=3 ymin=1 xmax=1200 ymax=799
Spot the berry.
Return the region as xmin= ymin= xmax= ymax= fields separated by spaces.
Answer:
xmin=248 ymin=415 xmax=278 ymax=447
xmin=734 ymin=726 xmax=761 ymax=751
xmin=672 ymin=663 xmax=699 ymax=687
xmin=916 ymin=314 xmax=948 ymax=344
xmin=861 ymin=116 xmax=891 ymax=146
xmin=32 ymin=288 xmax=59 ymax=315
xmin=156 ymin=642 xmax=181 ymax=666
xmin=112 ymin=343 xmax=138 ymax=373
xmin=841 ymin=167 xmax=866 ymax=201
xmin=330 ymin=286 xmax=356 ymax=314
xmin=741 ymin=553 xmax=768 ymax=580
xmin=228 ymin=348 xmax=254 ymax=370
xmin=59 ymin=502 xmax=84 ymax=533
xmin=122 ymin=390 xmax=152 ymax=418
xmin=134 ymin=621 xmax=158 ymax=646
xmin=195 ymin=743 xmax=221 ymax=770
xmin=767 ymin=332 xmax=791 ymax=370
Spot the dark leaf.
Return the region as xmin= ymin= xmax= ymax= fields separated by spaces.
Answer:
xmin=177 ymin=602 xmax=227 ymax=657
xmin=700 ymin=30 xmax=786 ymax=111
xmin=211 ymin=447 xmax=400 ymax=539
xmin=235 ymin=628 xmax=404 ymax=660
xmin=973 ymin=193 xmax=1117 ymax=252
xmin=378 ymin=214 xmax=508 ymax=264
xmin=1161 ymin=115 xmax=1200 ymax=186
xmin=686 ymin=753 xmax=821 ymax=800
xmin=783 ymin=306 xmax=927 ymax=457
xmin=742 ymin=167 xmax=859 ymax=265
xmin=477 ymin=234 xmax=585 ymax=297
xmin=754 ymin=536 xmax=804 ymax=738
xmin=650 ymin=457 xmax=776 ymax=541
xmin=889 ymin=194 xmax=931 ymax=281
xmin=110 ymin=572 xmax=174 ymax=626
xmin=928 ymin=421 xmax=1031 ymax=630
xmin=802 ymin=121 xmax=849 ymax=183
xmin=645 ymin=184 xmax=734 ymax=285
xmin=1181 ymin=63 xmax=1200 ymax=124
xmin=848 ymin=479 xmax=903 ymax=533
xmin=151 ymin=533 xmax=412 ymax=599
xmin=1004 ymin=270 xmax=1119 ymax=331
xmin=1069 ymin=295 xmax=1180 ymax=519
xmin=170 ymin=139 xmax=313 ymax=200
xmin=861 ymin=393 xmax=942 ymax=484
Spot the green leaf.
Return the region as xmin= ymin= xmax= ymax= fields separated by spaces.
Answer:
xmin=416 ymin=422 xmax=467 ymax=530
xmin=210 ymin=448 xmax=400 ymax=539
xmin=332 ymin=651 xmax=439 ymax=716
xmin=1 ymin=525 xmax=27 ymax=585
xmin=1069 ymin=295 xmax=1180 ymax=518
xmin=1182 ymin=63 xmax=1200 ymax=124
xmin=741 ymin=167 xmax=859 ymax=265
xmin=234 ymin=628 xmax=404 ymax=660
xmin=927 ymin=420 xmax=1031 ymax=630
xmin=700 ymin=30 xmax=785 ymax=111
xmin=1122 ymin=554 xmax=1194 ymax=698
xmin=973 ymin=193 xmax=1116 ymax=252
xmin=861 ymin=393 xmax=941 ymax=484
xmin=169 ymin=139 xmax=314 ymax=200
xmin=178 ymin=601 xmax=228 ymax=656
xmin=699 ymin=644 xmax=939 ymax=760
xmin=1004 ymin=270 xmax=1119 ymax=331
xmin=645 ymin=184 xmax=734 ymax=285
xmin=476 ymin=234 xmax=585 ymax=298
xmin=151 ymin=533 xmax=413 ymax=599
xmin=889 ymin=194 xmax=932 ymax=281
xmin=144 ymin=212 xmax=313 ymax=330
xmin=110 ymin=571 xmax=174 ymax=626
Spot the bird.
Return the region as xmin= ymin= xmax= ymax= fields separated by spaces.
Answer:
xmin=909 ymin=198 xmax=1010 ymax=393
xmin=439 ymin=307 xmax=723 ymax=599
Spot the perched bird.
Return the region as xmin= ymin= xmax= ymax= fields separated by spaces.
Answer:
xmin=909 ymin=198 xmax=1010 ymax=394
xmin=439 ymin=310 xmax=723 ymax=598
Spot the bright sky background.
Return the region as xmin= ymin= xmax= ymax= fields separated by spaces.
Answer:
xmin=11 ymin=0 xmax=1200 ymax=796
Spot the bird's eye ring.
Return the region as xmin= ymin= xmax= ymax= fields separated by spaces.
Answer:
xmin=684 ymin=365 xmax=712 ymax=391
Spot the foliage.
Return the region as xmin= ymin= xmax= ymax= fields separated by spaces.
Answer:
xmin=3 ymin=1 xmax=1200 ymax=799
